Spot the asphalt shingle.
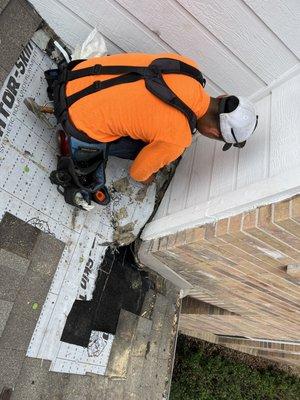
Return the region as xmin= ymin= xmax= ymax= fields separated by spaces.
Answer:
xmin=0 ymin=249 xmax=30 ymax=274
xmin=0 ymin=64 xmax=8 ymax=87
xmin=0 ymin=348 xmax=24 ymax=389
xmin=0 ymin=265 xmax=25 ymax=302
xmin=0 ymin=269 xmax=52 ymax=350
xmin=30 ymin=232 xmax=65 ymax=279
xmin=0 ymin=0 xmax=41 ymax=78
xmin=0 ymin=0 xmax=10 ymax=13
xmin=0 ymin=299 xmax=13 ymax=336
xmin=12 ymin=358 xmax=69 ymax=400
xmin=0 ymin=213 xmax=39 ymax=259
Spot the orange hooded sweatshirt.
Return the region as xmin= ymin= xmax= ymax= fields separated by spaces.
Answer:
xmin=66 ymin=53 xmax=210 ymax=182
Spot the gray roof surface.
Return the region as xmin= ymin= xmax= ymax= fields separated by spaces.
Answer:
xmin=0 ymin=0 xmax=41 ymax=87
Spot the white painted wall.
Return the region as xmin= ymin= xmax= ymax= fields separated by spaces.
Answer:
xmin=143 ymin=70 xmax=300 ymax=239
xmin=28 ymin=0 xmax=300 ymax=239
xmin=29 ymin=0 xmax=299 ymax=97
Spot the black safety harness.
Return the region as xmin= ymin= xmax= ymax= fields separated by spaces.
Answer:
xmin=45 ymin=58 xmax=206 ymax=208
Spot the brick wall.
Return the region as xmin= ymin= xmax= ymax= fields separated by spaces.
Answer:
xmin=180 ymin=329 xmax=300 ymax=368
xmin=182 ymin=296 xmax=237 ymax=316
xmin=147 ymin=195 xmax=300 ymax=365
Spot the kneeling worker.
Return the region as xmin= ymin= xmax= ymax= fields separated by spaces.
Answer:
xmin=63 ymin=52 xmax=258 ymax=185
xmin=38 ymin=52 xmax=258 ymax=208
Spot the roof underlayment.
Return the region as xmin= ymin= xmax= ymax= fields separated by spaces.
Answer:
xmin=0 ymin=34 xmax=161 ymax=375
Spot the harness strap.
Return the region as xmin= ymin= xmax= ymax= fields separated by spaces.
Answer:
xmin=65 ymin=58 xmax=205 ymax=133
xmin=66 ymin=58 xmax=205 ymax=86
xmin=150 ymin=58 xmax=206 ymax=86
xmin=66 ymin=65 xmax=147 ymax=81
xmin=145 ymin=73 xmax=197 ymax=133
xmin=66 ymin=73 xmax=142 ymax=108
xmin=62 ymin=116 xmax=99 ymax=144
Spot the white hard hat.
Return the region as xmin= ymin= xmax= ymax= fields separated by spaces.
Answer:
xmin=219 ymin=96 xmax=258 ymax=151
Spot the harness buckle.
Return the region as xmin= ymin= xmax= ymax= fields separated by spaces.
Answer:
xmin=93 ymin=80 xmax=102 ymax=90
xmin=144 ymin=65 xmax=161 ymax=80
xmin=150 ymin=65 xmax=161 ymax=77
xmin=93 ymin=64 xmax=102 ymax=74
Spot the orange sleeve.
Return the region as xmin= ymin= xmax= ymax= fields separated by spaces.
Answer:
xmin=129 ymin=141 xmax=185 ymax=182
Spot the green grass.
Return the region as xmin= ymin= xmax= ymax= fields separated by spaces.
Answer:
xmin=170 ymin=336 xmax=300 ymax=400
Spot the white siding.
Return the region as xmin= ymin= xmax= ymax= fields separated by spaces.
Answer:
xmin=116 ymin=0 xmax=263 ymax=95
xmin=269 ymin=74 xmax=300 ymax=176
xmin=28 ymin=0 xmax=300 ymax=239
xmin=177 ymin=0 xmax=297 ymax=84
xmin=29 ymin=0 xmax=123 ymax=54
xmin=236 ymin=95 xmax=270 ymax=188
xmin=29 ymin=0 xmax=299 ymax=97
xmin=144 ymin=72 xmax=300 ymax=239
xmin=244 ymin=0 xmax=300 ymax=59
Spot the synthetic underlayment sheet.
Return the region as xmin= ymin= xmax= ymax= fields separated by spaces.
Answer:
xmin=0 ymin=40 xmax=156 ymax=375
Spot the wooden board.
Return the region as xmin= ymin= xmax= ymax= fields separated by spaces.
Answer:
xmin=30 ymin=0 xmax=299 ymax=96
xmin=144 ymin=164 xmax=300 ymax=240
xmin=61 ymin=0 xmax=224 ymax=96
xmin=208 ymin=140 xmax=239 ymax=199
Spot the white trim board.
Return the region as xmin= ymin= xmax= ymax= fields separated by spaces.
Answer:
xmin=250 ymin=64 xmax=300 ymax=103
xmin=141 ymin=166 xmax=300 ymax=241
xmin=138 ymin=240 xmax=192 ymax=295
